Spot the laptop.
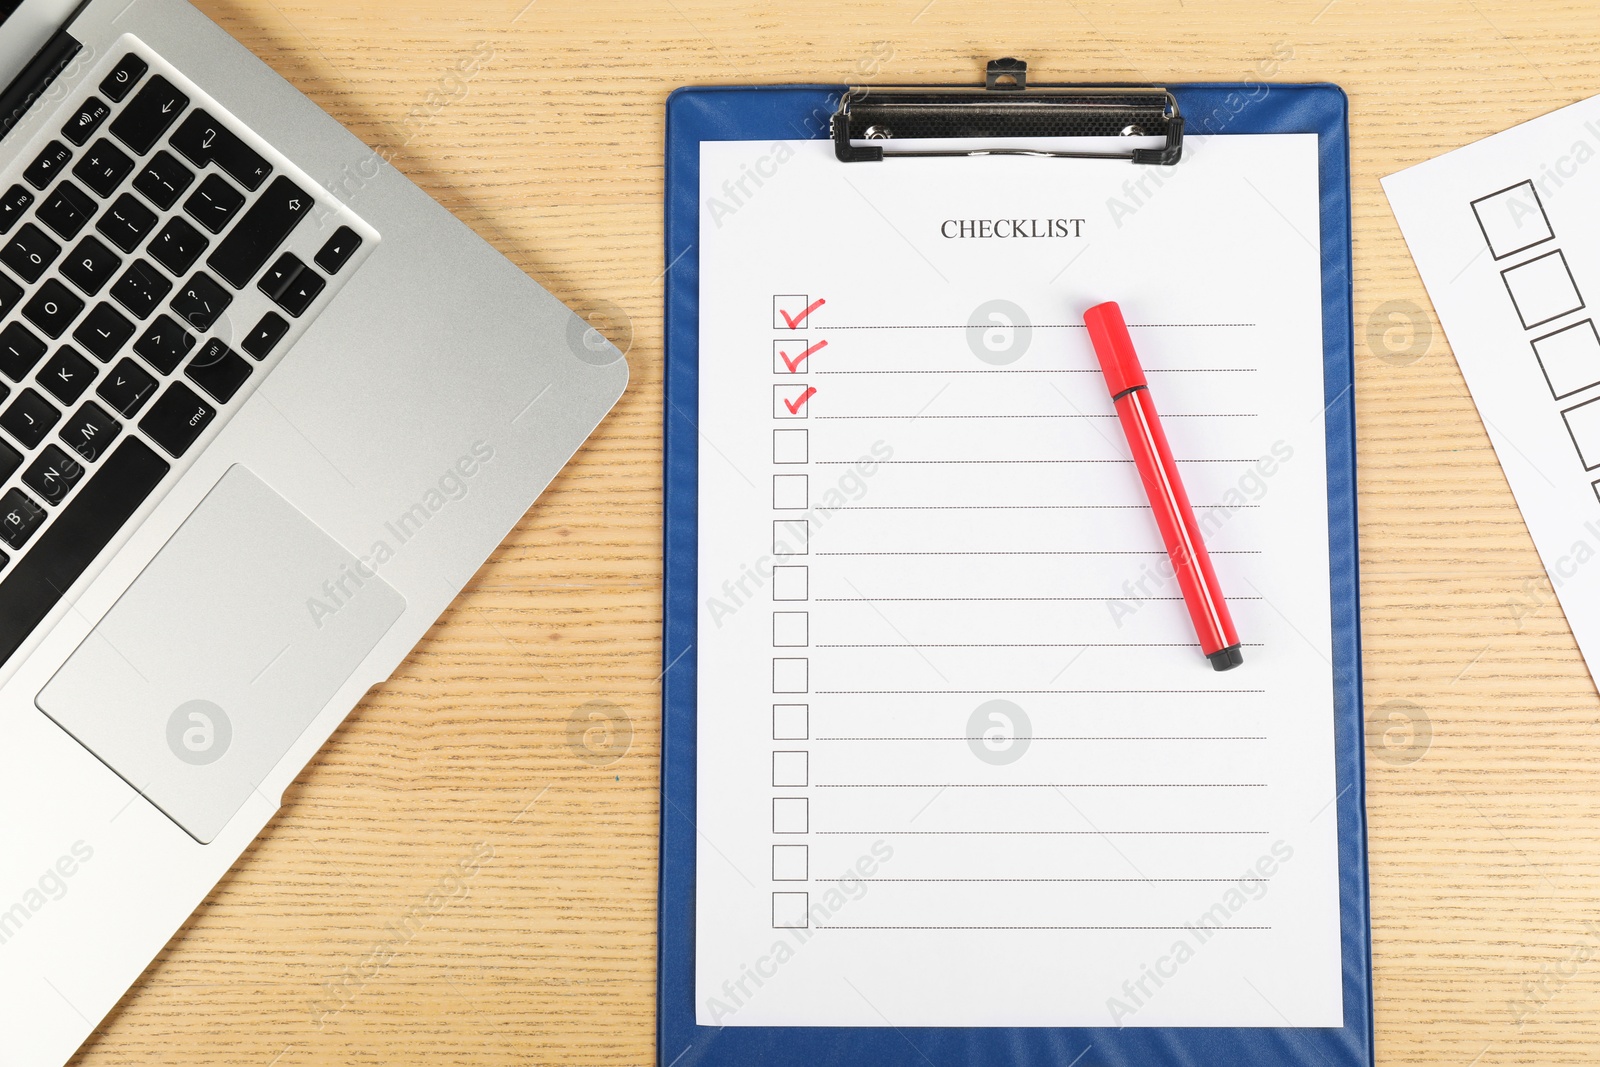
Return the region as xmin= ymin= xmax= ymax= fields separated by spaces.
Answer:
xmin=0 ymin=0 xmax=629 ymax=1061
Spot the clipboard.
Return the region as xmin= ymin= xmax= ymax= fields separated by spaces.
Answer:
xmin=660 ymin=64 xmax=1370 ymax=1067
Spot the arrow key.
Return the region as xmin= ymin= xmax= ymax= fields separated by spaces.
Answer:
xmin=314 ymin=227 xmax=361 ymax=273
xmin=22 ymin=445 xmax=84 ymax=505
xmin=96 ymin=357 xmax=156 ymax=417
xmin=38 ymin=346 xmax=95 ymax=406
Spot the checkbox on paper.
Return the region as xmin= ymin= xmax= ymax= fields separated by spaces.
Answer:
xmin=772 ymin=844 xmax=808 ymax=881
xmin=1502 ymin=250 xmax=1584 ymax=330
xmin=773 ymin=703 xmax=809 ymax=740
xmin=773 ymin=474 xmax=808 ymax=509
xmin=772 ymin=657 xmax=808 ymax=693
xmin=1471 ymin=180 xmax=1554 ymax=260
xmin=772 ymin=565 xmax=808 ymax=600
xmin=772 ymin=797 xmax=809 ymax=833
xmin=774 ymin=518 xmax=809 ymax=555
xmin=773 ymin=611 xmax=809 ymax=646
xmin=772 ymin=891 xmax=810 ymax=928
xmin=773 ymin=428 xmax=809 ymax=463
xmin=1562 ymin=395 xmax=1600 ymax=470
xmin=1533 ymin=319 xmax=1600 ymax=400
xmin=774 ymin=384 xmax=814 ymax=418
xmin=772 ymin=750 xmax=809 ymax=787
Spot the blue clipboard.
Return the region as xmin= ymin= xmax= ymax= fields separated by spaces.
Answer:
xmin=660 ymin=80 xmax=1370 ymax=1067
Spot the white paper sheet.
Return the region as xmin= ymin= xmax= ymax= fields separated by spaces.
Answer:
xmin=1385 ymin=100 xmax=1600 ymax=687
xmin=694 ymin=135 xmax=1343 ymax=1028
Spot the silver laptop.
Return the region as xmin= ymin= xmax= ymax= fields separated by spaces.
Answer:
xmin=0 ymin=0 xmax=628 ymax=1061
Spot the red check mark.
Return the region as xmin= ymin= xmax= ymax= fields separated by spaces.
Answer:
xmin=779 ymin=298 xmax=825 ymax=330
xmin=783 ymin=386 xmax=817 ymax=414
xmin=779 ymin=339 xmax=826 ymax=373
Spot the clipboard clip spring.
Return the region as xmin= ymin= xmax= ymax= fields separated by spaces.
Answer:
xmin=831 ymin=58 xmax=1184 ymax=166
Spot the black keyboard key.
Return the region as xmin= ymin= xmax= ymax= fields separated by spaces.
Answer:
xmin=23 ymin=141 xmax=71 ymax=190
xmin=182 ymin=173 xmax=244 ymax=234
xmin=258 ymin=251 xmax=324 ymax=315
xmin=132 ymin=314 xmax=192 ymax=373
xmin=59 ymin=401 xmax=119 ymax=462
xmin=242 ymin=311 xmax=288 ymax=360
xmin=208 ymin=176 xmax=311 ymax=288
xmin=72 ymin=302 xmax=135 ymax=362
xmin=169 ymin=109 xmax=271 ymax=190
xmin=0 ymin=184 xmax=32 ymax=235
xmin=61 ymin=97 xmax=111 ymax=146
xmin=35 ymin=180 xmax=96 ymax=240
xmin=147 ymin=215 xmax=206 ymax=275
xmin=139 ymin=381 xmax=213 ymax=457
xmin=0 ymin=322 xmax=46 ymax=381
xmin=108 ymin=74 xmax=187 ymax=155
xmin=38 ymin=346 xmax=95 ymax=406
xmin=99 ymin=53 xmax=148 ymax=103
xmin=61 ymin=235 xmax=121 ymax=296
xmin=0 ymin=488 xmax=45 ymax=550
xmin=96 ymin=357 xmax=156 ymax=417
xmin=132 ymin=149 xmax=194 ymax=209
xmin=0 ymin=273 xmax=19 ymax=319
xmin=186 ymin=338 xmax=250 ymax=403
xmin=170 ymin=271 xmax=230 ymax=330
xmin=314 ymin=226 xmax=361 ymax=274
xmin=23 ymin=279 xmax=85 ymax=338
xmin=0 ymin=438 xmax=18 ymax=482
xmin=1 ymin=388 xmax=60 ymax=449
xmin=94 ymin=193 xmax=156 ymax=251
xmin=1 ymin=223 xmax=59 ymax=282
xmin=0 ymin=437 xmax=169 ymax=666
xmin=71 ymin=138 xmax=135 ymax=198
xmin=275 ymin=263 xmax=325 ymax=317
xmin=258 ymin=252 xmax=298 ymax=301
xmin=109 ymin=259 xmax=171 ymax=319
xmin=23 ymin=445 xmax=84 ymax=505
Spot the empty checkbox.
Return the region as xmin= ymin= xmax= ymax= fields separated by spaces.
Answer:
xmin=773 ymin=704 xmax=809 ymax=740
xmin=1564 ymin=395 xmax=1600 ymax=470
xmin=772 ymin=796 xmax=809 ymax=833
xmin=772 ymin=891 xmax=810 ymax=928
xmin=773 ymin=611 xmax=809 ymax=646
xmin=773 ymin=428 xmax=809 ymax=464
xmin=773 ymin=657 xmax=809 ymax=693
xmin=772 ymin=565 xmax=808 ymax=601
xmin=1502 ymin=250 xmax=1584 ymax=330
xmin=773 ymin=750 xmax=809 ymax=787
xmin=773 ymin=474 xmax=808 ymax=509
xmin=774 ymin=519 xmax=810 ymax=555
xmin=1472 ymin=180 xmax=1554 ymax=260
xmin=1533 ymin=319 xmax=1600 ymax=399
xmin=772 ymin=844 xmax=808 ymax=881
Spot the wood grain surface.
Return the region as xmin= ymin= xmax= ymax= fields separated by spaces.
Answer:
xmin=65 ymin=1 xmax=1600 ymax=1064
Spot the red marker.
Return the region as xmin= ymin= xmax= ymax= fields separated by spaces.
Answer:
xmin=1083 ymin=300 xmax=1242 ymax=671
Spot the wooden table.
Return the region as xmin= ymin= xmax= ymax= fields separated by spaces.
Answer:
xmin=74 ymin=1 xmax=1600 ymax=1064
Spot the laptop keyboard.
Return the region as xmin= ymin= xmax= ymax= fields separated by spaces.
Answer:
xmin=0 ymin=47 xmax=375 ymax=668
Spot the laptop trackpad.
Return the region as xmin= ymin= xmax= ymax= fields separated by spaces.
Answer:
xmin=36 ymin=466 xmax=406 ymax=844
